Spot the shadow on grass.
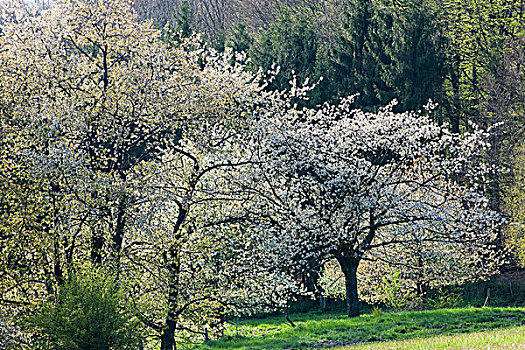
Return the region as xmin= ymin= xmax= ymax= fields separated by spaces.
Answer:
xmin=195 ymin=307 xmax=525 ymax=350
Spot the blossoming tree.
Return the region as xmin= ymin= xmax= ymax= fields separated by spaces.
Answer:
xmin=255 ymin=98 xmax=502 ymax=317
xmin=120 ymin=50 xmax=298 ymax=349
xmin=0 ymin=1 xmax=294 ymax=348
xmin=0 ymin=0 xmax=200 ymax=274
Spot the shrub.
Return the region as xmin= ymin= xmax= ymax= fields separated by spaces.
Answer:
xmin=426 ymin=286 xmax=463 ymax=309
xmin=378 ymin=271 xmax=421 ymax=311
xmin=25 ymin=267 xmax=141 ymax=350
xmin=371 ymin=306 xmax=384 ymax=316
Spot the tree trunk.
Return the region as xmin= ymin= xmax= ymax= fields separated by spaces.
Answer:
xmin=161 ymin=324 xmax=176 ymax=350
xmin=160 ymin=283 xmax=178 ymax=350
xmin=161 ymin=245 xmax=181 ymax=350
xmin=302 ymin=258 xmax=322 ymax=299
xmin=449 ymin=55 xmax=461 ymax=134
xmin=161 ymin=206 xmax=187 ymax=350
xmin=160 ymin=280 xmax=178 ymax=350
xmin=90 ymin=232 xmax=104 ymax=265
xmin=111 ymin=195 xmax=126 ymax=272
xmin=336 ymin=257 xmax=360 ymax=317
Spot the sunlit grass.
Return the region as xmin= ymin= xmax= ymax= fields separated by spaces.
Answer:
xmin=351 ymin=325 xmax=525 ymax=349
xmin=193 ymin=307 xmax=525 ymax=349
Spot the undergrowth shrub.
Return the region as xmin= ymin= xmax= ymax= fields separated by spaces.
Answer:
xmin=426 ymin=286 xmax=463 ymax=309
xmin=378 ymin=271 xmax=422 ymax=311
xmin=24 ymin=267 xmax=141 ymax=350
xmin=371 ymin=306 xmax=384 ymax=316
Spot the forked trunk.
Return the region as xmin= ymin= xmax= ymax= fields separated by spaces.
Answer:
xmin=336 ymin=257 xmax=360 ymax=318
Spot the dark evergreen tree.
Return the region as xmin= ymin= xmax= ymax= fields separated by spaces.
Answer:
xmin=228 ymin=22 xmax=253 ymax=53
xmin=161 ymin=0 xmax=194 ymax=46
xmin=174 ymin=0 xmax=193 ymax=38
xmin=383 ymin=0 xmax=446 ymax=112
xmin=328 ymin=0 xmax=392 ymax=110
xmin=326 ymin=0 xmax=446 ymax=113
xmin=249 ymin=10 xmax=320 ymax=100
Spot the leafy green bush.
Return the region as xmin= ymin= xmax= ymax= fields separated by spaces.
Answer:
xmin=371 ymin=306 xmax=384 ymax=316
xmin=378 ymin=271 xmax=421 ymax=311
xmin=426 ymin=286 xmax=463 ymax=309
xmin=461 ymin=277 xmax=525 ymax=307
xmin=25 ymin=267 xmax=140 ymax=350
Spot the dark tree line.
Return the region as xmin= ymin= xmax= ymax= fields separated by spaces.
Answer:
xmin=150 ymin=0 xmax=522 ymax=125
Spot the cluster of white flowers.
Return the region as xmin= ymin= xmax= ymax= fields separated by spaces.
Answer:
xmin=253 ymin=94 xmax=502 ymax=315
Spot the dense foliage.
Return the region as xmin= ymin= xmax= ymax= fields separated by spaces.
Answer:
xmin=0 ymin=0 xmax=522 ymax=349
xmin=24 ymin=267 xmax=140 ymax=350
xmin=0 ymin=1 xmax=293 ymax=348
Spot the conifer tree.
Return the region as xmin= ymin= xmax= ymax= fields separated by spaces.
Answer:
xmin=328 ymin=0 xmax=391 ymax=110
xmin=384 ymin=0 xmax=446 ymax=112
xmin=228 ymin=22 xmax=252 ymax=53
xmin=174 ymin=0 xmax=193 ymax=38
xmin=249 ymin=10 xmax=319 ymax=97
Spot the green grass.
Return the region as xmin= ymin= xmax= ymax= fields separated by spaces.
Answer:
xmin=351 ymin=325 xmax=525 ymax=349
xmin=193 ymin=307 xmax=525 ymax=349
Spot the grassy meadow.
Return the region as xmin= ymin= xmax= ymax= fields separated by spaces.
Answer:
xmin=352 ymin=326 xmax=525 ymax=349
xmin=193 ymin=307 xmax=525 ymax=350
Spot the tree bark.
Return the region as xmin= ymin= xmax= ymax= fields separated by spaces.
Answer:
xmin=449 ymin=54 xmax=461 ymax=134
xmin=90 ymin=232 xmax=104 ymax=265
xmin=111 ymin=195 xmax=126 ymax=271
xmin=336 ymin=257 xmax=360 ymax=317
xmin=302 ymin=258 xmax=322 ymax=299
xmin=160 ymin=327 xmax=177 ymax=350
xmin=160 ymin=204 xmax=187 ymax=350
xmin=161 ymin=326 xmax=176 ymax=350
xmin=160 ymin=273 xmax=178 ymax=350
xmin=161 ymin=243 xmax=182 ymax=350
